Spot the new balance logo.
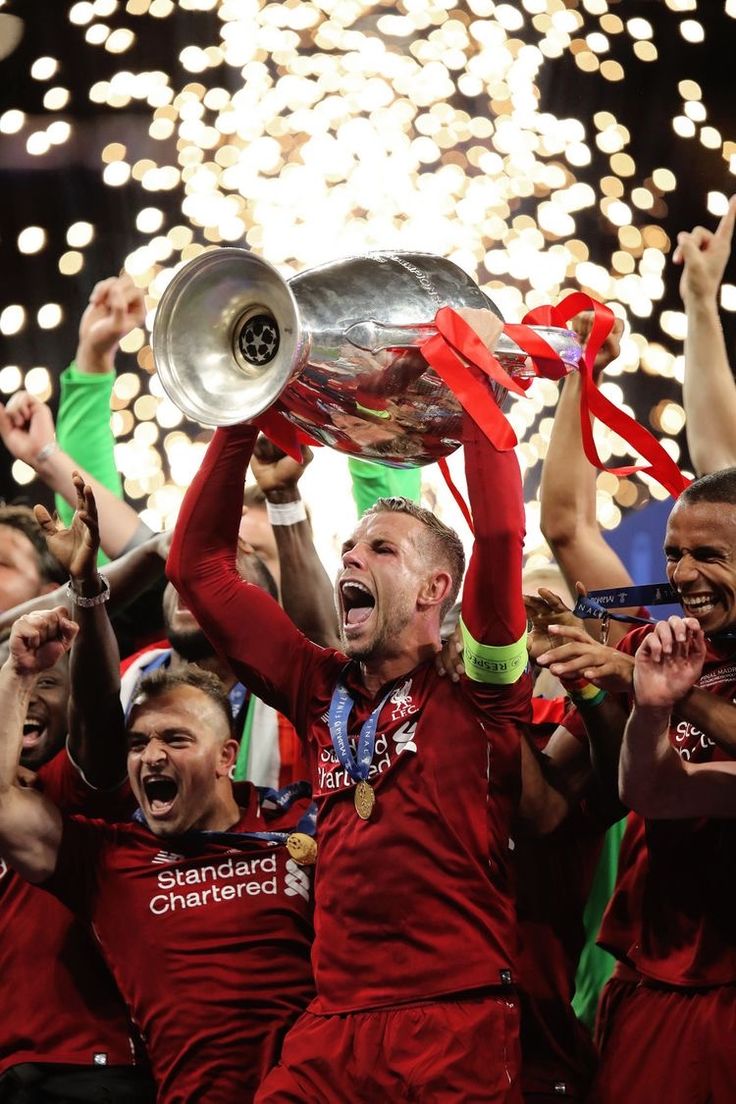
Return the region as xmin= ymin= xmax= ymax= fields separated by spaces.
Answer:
xmin=393 ymin=721 xmax=418 ymax=755
xmin=151 ymin=850 xmax=184 ymax=865
xmin=284 ymin=859 xmax=311 ymax=902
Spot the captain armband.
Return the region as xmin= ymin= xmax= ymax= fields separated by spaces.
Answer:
xmin=459 ymin=619 xmax=528 ymax=685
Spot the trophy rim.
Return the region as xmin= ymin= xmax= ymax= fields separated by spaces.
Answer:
xmin=152 ymin=247 xmax=304 ymax=427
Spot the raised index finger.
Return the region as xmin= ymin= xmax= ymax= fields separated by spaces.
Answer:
xmin=715 ymin=194 xmax=736 ymax=246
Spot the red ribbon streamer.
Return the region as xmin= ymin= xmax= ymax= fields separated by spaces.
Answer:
xmin=523 ymin=293 xmax=690 ymax=500
xmin=421 ymin=297 xmax=690 ymax=512
xmin=437 ymin=457 xmax=474 ymax=535
xmin=258 ymin=293 xmax=690 ymax=521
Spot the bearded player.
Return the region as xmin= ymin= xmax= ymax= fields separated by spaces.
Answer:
xmin=168 ymin=309 xmax=572 ymax=1101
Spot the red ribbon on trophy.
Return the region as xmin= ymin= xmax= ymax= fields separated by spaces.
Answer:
xmin=420 ymin=295 xmax=690 ymax=508
xmin=253 ymin=291 xmax=691 ymax=514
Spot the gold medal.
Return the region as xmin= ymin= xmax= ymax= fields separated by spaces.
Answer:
xmin=354 ymin=780 xmax=376 ymax=820
xmin=286 ymin=832 xmax=318 ymax=865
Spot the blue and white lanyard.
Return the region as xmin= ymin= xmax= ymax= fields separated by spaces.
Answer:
xmin=573 ymin=583 xmax=736 ymax=643
xmin=327 ymin=677 xmax=394 ymax=783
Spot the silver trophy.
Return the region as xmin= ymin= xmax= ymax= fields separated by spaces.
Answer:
xmin=152 ymin=248 xmax=582 ymax=467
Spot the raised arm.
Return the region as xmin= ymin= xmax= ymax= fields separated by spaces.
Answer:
xmin=34 ymin=475 xmax=127 ymax=790
xmin=0 ymin=610 xmax=71 ymax=882
xmin=454 ymin=311 xmax=578 ymax=830
xmin=536 ymin=623 xmax=632 ymax=812
xmin=0 ymin=529 xmax=167 ymax=643
xmin=456 ymin=310 xmax=527 ymax=677
xmin=676 ymin=196 xmax=736 ymax=476
xmin=540 ymin=313 xmax=634 ymax=644
xmin=250 ymin=436 xmax=340 ymax=649
xmin=56 ymin=273 xmax=147 ymax=525
xmin=0 ymin=391 xmax=152 ymax=560
xmin=617 ymin=616 xmax=736 ymax=818
xmin=168 ymin=425 xmax=329 ymax=722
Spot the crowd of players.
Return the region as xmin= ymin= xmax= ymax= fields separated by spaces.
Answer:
xmin=0 ymin=198 xmax=735 ymax=1103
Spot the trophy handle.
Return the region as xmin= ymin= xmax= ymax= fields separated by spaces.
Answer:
xmin=344 ymin=319 xmax=581 ymax=380
xmin=344 ymin=319 xmax=436 ymax=352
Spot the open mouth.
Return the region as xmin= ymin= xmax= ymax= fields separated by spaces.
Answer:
xmin=340 ymin=580 xmax=376 ymax=630
xmin=22 ymin=718 xmax=47 ymax=750
xmin=143 ymin=775 xmax=179 ymax=817
xmin=680 ymin=592 xmax=720 ymax=618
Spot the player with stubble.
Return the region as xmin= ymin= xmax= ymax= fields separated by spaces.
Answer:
xmin=168 ymin=309 xmax=571 ymax=1102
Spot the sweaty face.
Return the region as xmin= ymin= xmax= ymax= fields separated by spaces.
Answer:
xmin=336 ymin=511 xmax=431 ymax=661
xmin=21 ymin=656 xmax=69 ymax=770
xmin=127 ymin=686 xmax=236 ymax=838
xmin=0 ymin=526 xmax=44 ymax=612
xmin=664 ymin=499 xmax=736 ymax=634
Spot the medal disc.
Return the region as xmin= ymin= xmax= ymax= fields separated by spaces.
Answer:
xmin=354 ymin=780 xmax=376 ymax=820
xmin=286 ymin=832 xmax=318 ymax=865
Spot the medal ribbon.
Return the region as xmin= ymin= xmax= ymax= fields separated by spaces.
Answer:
xmin=572 ymin=583 xmax=736 ymax=644
xmin=327 ymin=677 xmax=394 ymax=784
xmin=572 ymin=583 xmax=679 ymax=626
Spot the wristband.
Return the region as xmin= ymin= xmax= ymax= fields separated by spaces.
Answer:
xmin=266 ymin=498 xmax=307 ymax=526
xmin=567 ymin=681 xmax=607 ymax=707
xmin=34 ymin=439 xmax=59 ymax=465
xmin=66 ymin=575 xmax=110 ymax=607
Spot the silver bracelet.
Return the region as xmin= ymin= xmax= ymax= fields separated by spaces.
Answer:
xmin=35 ymin=439 xmax=59 ymax=465
xmin=66 ymin=575 xmax=110 ymax=607
xmin=265 ymin=498 xmax=307 ymax=526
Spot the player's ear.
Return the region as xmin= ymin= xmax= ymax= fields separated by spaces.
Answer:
xmin=417 ymin=569 xmax=452 ymax=611
xmin=218 ymin=739 xmax=239 ymax=778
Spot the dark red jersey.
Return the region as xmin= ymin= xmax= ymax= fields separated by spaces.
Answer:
xmin=42 ymin=785 xmax=315 ymax=1103
xmin=168 ymin=419 xmax=532 ymax=1015
xmin=0 ymin=752 xmax=137 ymax=1075
xmin=596 ymin=812 xmax=646 ymax=969
xmin=572 ymin=625 xmax=736 ymax=987
xmin=515 ymin=708 xmax=604 ymax=1095
xmin=620 ymin=626 xmax=736 ymax=986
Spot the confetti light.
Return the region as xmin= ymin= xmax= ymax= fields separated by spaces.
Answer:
xmin=0 ymin=1 xmax=735 ymax=570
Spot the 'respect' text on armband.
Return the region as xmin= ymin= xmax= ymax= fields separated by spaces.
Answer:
xmin=459 ymin=620 xmax=529 ymax=685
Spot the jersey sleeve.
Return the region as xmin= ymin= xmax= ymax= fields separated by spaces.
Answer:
xmin=459 ymin=413 xmax=528 ymax=686
xmin=167 ymin=425 xmax=340 ymax=733
xmin=55 ymin=365 xmax=123 ymax=564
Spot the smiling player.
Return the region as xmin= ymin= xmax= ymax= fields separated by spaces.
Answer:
xmin=538 ymin=467 xmax=736 ymax=1104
